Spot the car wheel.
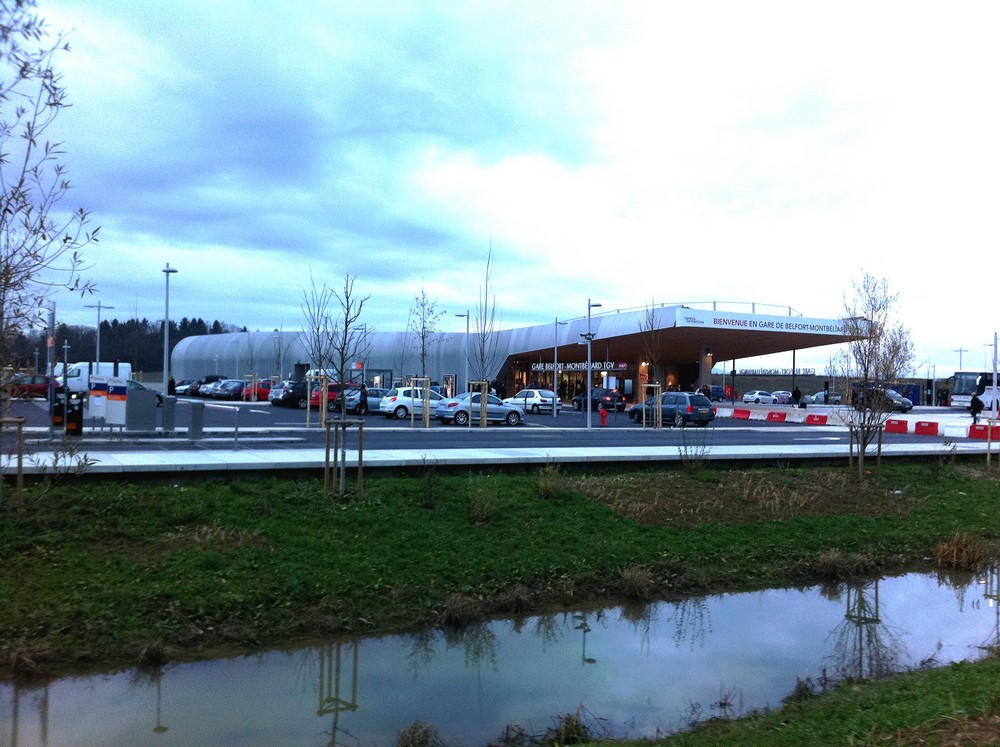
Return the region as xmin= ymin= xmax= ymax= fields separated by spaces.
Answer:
xmin=297 ymin=398 xmax=307 ymax=409
xmin=573 ymin=400 xmax=581 ymax=411
xmin=754 ymin=398 xmax=761 ymax=404
xmin=506 ymin=411 xmax=521 ymax=426
xmin=327 ymin=400 xmax=337 ymax=412
xmin=530 ymin=404 xmax=540 ymax=414
xmin=356 ymin=403 xmax=368 ymax=415
xmin=674 ymin=412 xmax=685 ymax=428
xmin=393 ymin=405 xmax=409 ymax=419
xmin=453 ymin=410 xmax=469 ymax=426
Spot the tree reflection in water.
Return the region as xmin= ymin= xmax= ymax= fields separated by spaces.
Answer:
xmin=826 ymin=580 xmax=906 ymax=681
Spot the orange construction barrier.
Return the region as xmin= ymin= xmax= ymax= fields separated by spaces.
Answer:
xmin=914 ymin=421 xmax=939 ymax=436
xmin=766 ymin=411 xmax=787 ymax=422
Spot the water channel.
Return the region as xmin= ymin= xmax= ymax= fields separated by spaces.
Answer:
xmin=5 ymin=568 xmax=1000 ymax=746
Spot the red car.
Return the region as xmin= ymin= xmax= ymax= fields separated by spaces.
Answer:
xmin=10 ymin=373 xmax=51 ymax=398
xmin=308 ymin=382 xmax=361 ymax=411
xmin=242 ymin=379 xmax=272 ymax=401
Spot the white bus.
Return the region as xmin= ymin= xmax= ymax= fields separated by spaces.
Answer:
xmin=951 ymin=371 xmax=1000 ymax=411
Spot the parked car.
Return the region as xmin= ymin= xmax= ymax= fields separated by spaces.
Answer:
xmin=10 ymin=373 xmax=50 ymax=398
xmin=636 ymin=392 xmax=715 ymax=427
xmin=241 ymin=379 xmax=272 ymax=401
xmin=308 ymin=382 xmax=362 ymax=411
xmin=189 ymin=375 xmax=227 ymax=397
xmin=341 ymin=386 xmax=389 ymax=415
xmin=802 ymin=390 xmax=843 ymax=405
xmin=362 ymin=387 xmax=388 ymax=412
xmin=126 ymin=379 xmax=163 ymax=406
xmin=213 ymin=379 xmax=246 ymax=400
xmin=436 ymin=391 xmax=524 ymax=426
xmin=503 ymin=389 xmax=562 ymax=414
xmin=572 ymin=387 xmax=626 ymax=412
xmin=269 ymin=380 xmax=308 ymax=408
xmin=742 ymin=390 xmax=776 ymax=404
xmin=708 ymin=385 xmax=726 ymax=402
xmin=855 ymin=387 xmax=912 ymax=413
xmin=379 ymin=386 xmax=445 ymax=419
xmin=772 ymin=390 xmax=793 ymax=405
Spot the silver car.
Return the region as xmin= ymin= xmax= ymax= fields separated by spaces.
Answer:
xmin=436 ymin=391 xmax=524 ymax=426
xmin=378 ymin=386 xmax=445 ymax=419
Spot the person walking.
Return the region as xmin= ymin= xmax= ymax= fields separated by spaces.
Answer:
xmin=971 ymin=393 xmax=984 ymax=424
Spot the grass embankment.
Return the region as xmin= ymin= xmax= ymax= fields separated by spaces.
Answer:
xmin=3 ymin=460 xmax=1000 ymax=742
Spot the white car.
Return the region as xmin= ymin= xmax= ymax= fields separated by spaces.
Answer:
xmin=379 ymin=386 xmax=445 ymax=419
xmin=503 ymin=389 xmax=562 ymax=414
xmin=743 ymin=390 xmax=776 ymax=404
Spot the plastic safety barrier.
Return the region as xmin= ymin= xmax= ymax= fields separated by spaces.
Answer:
xmin=914 ymin=421 xmax=939 ymax=436
xmin=969 ymin=423 xmax=1000 ymax=441
xmin=766 ymin=411 xmax=787 ymax=422
xmin=884 ymin=419 xmax=908 ymax=434
xmin=732 ymin=408 xmax=752 ymax=420
xmin=804 ymin=414 xmax=828 ymax=425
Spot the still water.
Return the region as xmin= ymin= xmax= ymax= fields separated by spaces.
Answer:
xmin=5 ymin=569 xmax=1000 ymax=746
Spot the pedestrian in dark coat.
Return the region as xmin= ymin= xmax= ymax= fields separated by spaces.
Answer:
xmin=971 ymin=394 xmax=985 ymax=424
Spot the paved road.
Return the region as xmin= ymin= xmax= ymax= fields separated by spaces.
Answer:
xmin=4 ymin=397 xmax=974 ymax=450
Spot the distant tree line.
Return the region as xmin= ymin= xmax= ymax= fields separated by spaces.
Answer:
xmin=7 ymin=317 xmax=246 ymax=374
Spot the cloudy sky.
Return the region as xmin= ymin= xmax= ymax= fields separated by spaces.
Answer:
xmin=37 ymin=0 xmax=1000 ymax=373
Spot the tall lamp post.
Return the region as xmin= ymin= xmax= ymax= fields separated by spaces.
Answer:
xmin=84 ymin=300 xmax=114 ymax=375
xmin=583 ymin=298 xmax=602 ymax=429
xmin=162 ymin=263 xmax=178 ymax=392
xmin=455 ymin=311 xmax=469 ymax=394
xmin=553 ymin=317 xmax=566 ymax=419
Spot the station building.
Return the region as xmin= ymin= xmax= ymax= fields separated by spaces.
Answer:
xmin=171 ymin=301 xmax=854 ymax=400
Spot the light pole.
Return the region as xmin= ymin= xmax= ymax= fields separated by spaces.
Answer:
xmin=583 ymin=298 xmax=602 ymax=429
xmin=162 ymin=263 xmax=178 ymax=392
xmin=455 ymin=311 xmax=469 ymax=394
xmin=33 ymin=348 xmax=39 ymax=374
xmin=553 ymin=317 xmax=567 ymax=419
xmin=954 ymin=347 xmax=968 ymax=370
xmin=84 ymin=300 xmax=114 ymax=375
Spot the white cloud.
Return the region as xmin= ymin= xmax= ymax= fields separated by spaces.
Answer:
xmin=31 ymin=0 xmax=1000 ymax=373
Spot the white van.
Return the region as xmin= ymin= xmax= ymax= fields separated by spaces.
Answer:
xmin=56 ymin=362 xmax=133 ymax=394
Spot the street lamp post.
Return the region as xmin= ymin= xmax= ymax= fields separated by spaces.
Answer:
xmin=162 ymin=263 xmax=178 ymax=392
xmin=455 ymin=311 xmax=469 ymax=394
xmin=84 ymin=300 xmax=114 ymax=376
xmin=584 ymin=299 xmax=602 ymax=429
xmin=553 ymin=317 xmax=567 ymax=419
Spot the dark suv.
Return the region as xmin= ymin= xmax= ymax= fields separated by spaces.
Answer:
xmin=638 ymin=392 xmax=715 ymax=427
xmin=268 ymin=379 xmax=308 ymax=408
xmin=572 ymin=387 xmax=626 ymax=412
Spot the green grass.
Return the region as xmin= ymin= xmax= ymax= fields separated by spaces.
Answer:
xmin=3 ymin=459 xmax=1000 ymax=742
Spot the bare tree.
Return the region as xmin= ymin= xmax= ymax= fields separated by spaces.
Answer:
xmin=330 ymin=273 xmax=369 ymax=416
xmin=390 ymin=316 xmax=412 ymax=387
xmin=298 ymin=271 xmax=337 ymax=377
xmin=836 ymin=273 xmax=915 ymax=477
xmin=468 ymin=247 xmax=502 ymax=384
xmin=409 ymin=285 xmax=442 ymax=379
xmin=638 ymin=299 xmax=666 ymax=388
xmin=271 ymin=326 xmax=287 ymax=379
xmin=0 ymin=3 xmax=99 ymax=377
xmin=329 ymin=273 xmax=369 ymax=497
